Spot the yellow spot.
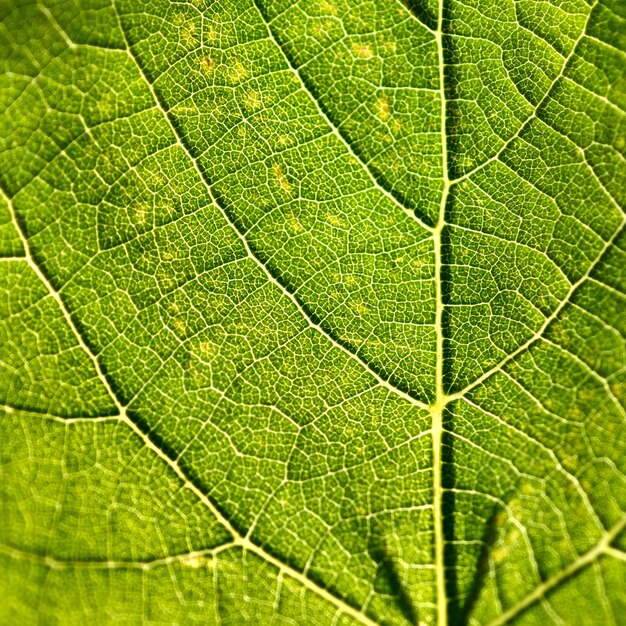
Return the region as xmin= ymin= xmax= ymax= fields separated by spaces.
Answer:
xmin=616 ymin=136 xmax=625 ymax=150
xmin=201 ymin=57 xmax=214 ymax=73
xmin=375 ymin=96 xmax=391 ymax=121
xmin=238 ymin=126 xmax=247 ymax=137
xmin=352 ymin=42 xmax=373 ymax=59
xmin=205 ymin=27 xmax=217 ymax=42
xmin=173 ymin=13 xmax=186 ymax=27
xmin=245 ymin=90 xmax=262 ymax=110
xmin=492 ymin=545 xmax=508 ymax=563
xmin=320 ymin=0 xmax=337 ymax=15
xmin=509 ymin=498 xmax=523 ymax=520
xmin=134 ymin=203 xmax=149 ymax=225
xmin=351 ymin=301 xmax=369 ymax=315
xmin=326 ymin=214 xmax=347 ymax=228
xmin=277 ymin=134 xmax=292 ymax=147
xmin=205 ymin=297 xmax=226 ymax=313
xmin=519 ymin=481 xmax=536 ymax=495
xmin=383 ymin=40 xmax=397 ymax=54
xmin=198 ymin=341 xmax=217 ymax=358
xmin=412 ymin=258 xmax=427 ymax=272
xmin=392 ymin=118 xmax=402 ymax=134
xmin=611 ymin=382 xmax=625 ymax=398
xmin=495 ymin=510 xmax=508 ymax=527
xmin=273 ymin=164 xmax=292 ymax=193
xmin=228 ymin=60 xmax=250 ymax=84
xmin=288 ymin=215 xmax=304 ymax=233
xmin=173 ymin=319 xmax=186 ymax=335
xmin=181 ymin=22 xmax=198 ymax=46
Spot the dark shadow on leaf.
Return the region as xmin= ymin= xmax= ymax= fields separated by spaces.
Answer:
xmin=453 ymin=507 xmax=500 ymax=625
xmin=402 ymin=0 xmax=438 ymax=32
xmin=367 ymin=520 xmax=419 ymax=625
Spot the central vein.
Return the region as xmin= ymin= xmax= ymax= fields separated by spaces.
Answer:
xmin=433 ymin=0 xmax=449 ymax=622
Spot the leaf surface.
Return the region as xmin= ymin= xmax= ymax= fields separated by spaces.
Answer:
xmin=1 ymin=0 xmax=625 ymax=624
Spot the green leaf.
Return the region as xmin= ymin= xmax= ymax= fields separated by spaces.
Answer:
xmin=1 ymin=0 xmax=624 ymax=624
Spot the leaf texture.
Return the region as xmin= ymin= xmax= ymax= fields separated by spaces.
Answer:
xmin=0 ymin=0 xmax=625 ymax=624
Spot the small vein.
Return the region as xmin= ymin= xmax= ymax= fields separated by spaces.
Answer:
xmin=486 ymin=517 xmax=626 ymax=626
xmin=109 ymin=3 xmax=429 ymax=413
xmin=250 ymin=0 xmax=435 ymax=233
xmin=449 ymin=0 xmax=597 ymax=187
xmin=3 ymin=180 xmax=379 ymax=626
xmin=0 ymin=28 xmax=372 ymax=626
xmin=446 ymin=216 xmax=626 ymax=403
xmin=0 ymin=543 xmax=236 ymax=571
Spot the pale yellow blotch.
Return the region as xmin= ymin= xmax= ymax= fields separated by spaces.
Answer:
xmin=352 ymin=42 xmax=373 ymax=60
xmin=320 ymin=0 xmax=337 ymax=15
xmin=392 ymin=118 xmax=402 ymax=135
xmin=245 ymin=89 xmax=262 ymax=110
xmin=162 ymin=249 xmax=176 ymax=263
xmin=173 ymin=13 xmax=186 ymax=27
xmin=273 ymin=164 xmax=292 ymax=193
xmin=159 ymin=200 xmax=177 ymax=218
xmin=494 ymin=509 xmax=508 ymax=527
xmin=228 ymin=60 xmax=250 ymax=85
xmin=412 ymin=258 xmax=427 ymax=272
xmin=181 ymin=22 xmax=198 ymax=46
xmin=209 ymin=296 xmax=227 ymax=311
xmin=205 ymin=27 xmax=217 ymax=42
xmin=383 ymin=40 xmax=397 ymax=54
xmin=344 ymin=274 xmax=360 ymax=287
xmin=492 ymin=545 xmax=509 ymax=563
xmin=580 ymin=387 xmax=601 ymax=402
xmin=187 ymin=361 xmax=203 ymax=386
xmin=173 ymin=319 xmax=186 ymax=335
xmin=312 ymin=19 xmax=337 ymax=38
xmin=277 ymin=134 xmax=293 ymax=147
xmin=493 ymin=527 xmax=520 ymax=563
xmin=509 ymin=498 xmax=523 ymax=520
xmin=238 ymin=126 xmax=247 ymax=137
xmin=519 ymin=481 xmax=536 ymax=495
xmin=326 ymin=214 xmax=347 ymax=228
xmin=375 ymin=96 xmax=391 ymax=121
xmin=611 ymin=382 xmax=625 ymax=399
xmin=134 ymin=203 xmax=150 ymax=226
xmin=351 ymin=301 xmax=369 ymax=315
xmin=200 ymin=57 xmax=214 ymax=73
xmin=97 ymin=93 xmax=116 ymax=118
xmin=616 ymin=136 xmax=625 ymax=150
xmin=288 ymin=215 xmax=304 ymax=234
xmin=198 ymin=341 xmax=217 ymax=358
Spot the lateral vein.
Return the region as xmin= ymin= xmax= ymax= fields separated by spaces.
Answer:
xmin=3 ymin=182 xmax=379 ymax=626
